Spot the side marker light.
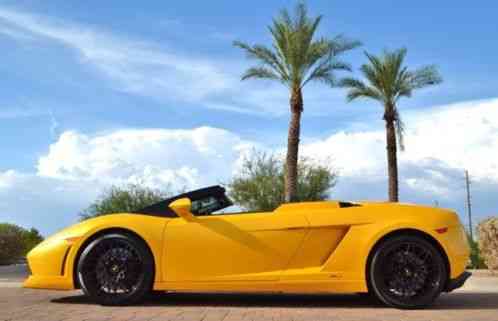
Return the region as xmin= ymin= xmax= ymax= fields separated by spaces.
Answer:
xmin=435 ymin=227 xmax=448 ymax=234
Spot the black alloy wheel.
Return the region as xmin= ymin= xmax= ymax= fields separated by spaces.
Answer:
xmin=77 ymin=233 xmax=154 ymax=306
xmin=369 ymin=235 xmax=447 ymax=309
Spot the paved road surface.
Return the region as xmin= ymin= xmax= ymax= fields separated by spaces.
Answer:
xmin=0 ymin=265 xmax=28 ymax=287
xmin=1 ymin=265 xmax=497 ymax=321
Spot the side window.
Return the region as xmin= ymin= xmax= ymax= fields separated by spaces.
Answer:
xmin=191 ymin=196 xmax=224 ymax=216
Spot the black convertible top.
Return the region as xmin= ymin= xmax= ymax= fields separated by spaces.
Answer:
xmin=135 ymin=185 xmax=232 ymax=217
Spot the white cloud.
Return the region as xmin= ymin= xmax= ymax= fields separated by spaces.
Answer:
xmin=0 ymin=170 xmax=19 ymax=188
xmin=37 ymin=127 xmax=257 ymax=190
xmin=404 ymin=98 xmax=498 ymax=180
xmin=302 ymin=131 xmax=385 ymax=177
xmin=302 ymin=98 xmax=498 ymax=182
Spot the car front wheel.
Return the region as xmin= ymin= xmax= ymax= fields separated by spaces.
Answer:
xmin=369 ymin=234 xmax=447 ymax=309
xmin=77 ymin=233 xmax=154 ymax=306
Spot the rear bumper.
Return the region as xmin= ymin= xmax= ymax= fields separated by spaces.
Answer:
xmin=445 ymin=271 xmax=471 ymax=292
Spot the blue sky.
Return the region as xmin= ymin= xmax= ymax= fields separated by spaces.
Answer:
xmin=0 ymin=0 xmax=497 ymax=235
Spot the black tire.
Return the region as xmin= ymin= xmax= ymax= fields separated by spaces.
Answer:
xmin=368 ymin=235 xmax=447 ymax=309
xmin=77 ymin=233 xmax=154 ymax=306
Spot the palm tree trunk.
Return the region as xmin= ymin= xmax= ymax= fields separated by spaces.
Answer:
xmin=384 ymin=107 xmax=399 ymax=202
xmin=285 ymin=86 xmax=303 ymax=202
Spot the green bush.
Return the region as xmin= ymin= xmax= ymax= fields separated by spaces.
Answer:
xmin=21 ymin=228 xmax=44 ymax=256
xmin=468 ymin=234 xmax=487 ymax=269
xmin=477 ymin=217 xmax=498 ymax=271
xmin=80 ymin=183 xmax=171 ymax=220
xmin=228 ymin=152 xmax=338 ymax=211
xmin=0 ymin=224 xmax=32 ymax=265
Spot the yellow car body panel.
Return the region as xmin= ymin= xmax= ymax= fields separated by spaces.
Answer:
xmin=163 ymin=210 xmax=308 ymax=282
xmin=24 ymin=199 xmax=470 ymax=294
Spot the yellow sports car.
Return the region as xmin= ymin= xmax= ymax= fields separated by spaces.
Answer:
xmin=24 ymin=185 xmax=471 ymax=308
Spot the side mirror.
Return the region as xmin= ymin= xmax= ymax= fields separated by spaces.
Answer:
xmin=169 ymin=198 xmax=195 ymax=221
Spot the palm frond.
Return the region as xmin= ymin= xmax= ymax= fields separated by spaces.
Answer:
xmin=279 ymin=5 xmax=293 ymax=28
xmin=241 ymin=67 xmax=281 ymax=81
xmin=233 ymin=41 xmax=289 ymax=81
xmin=294 ymin=1 xmax=308 ymax=30
xmin=408 ymin=65 xmax=443 ymax=89
xmin=394 ymin=108 xmax=405 ymax=151
xmin=393 ymin=66 xmax=411 ymax=99
xmin=268 ymin=22 xmax=291 ymax=72
xmin=302 ymin=38 xmax=333 ymax=69
xmin=339 ymin=77 xmax=383 ymax=102
xmin=303 ymin=64 xmax=336 ymax=87
xmin=339 ymin=77 xmax=366 ymax=89
xmin=303 ymin=60 xmax=351 ymax=87
xmin=383 ymin=48 xmax=407 ymax=99
xmin=235 ymin=2 xmax=359 ymax=91
xmin=360 ymin=63 xmax=385 ymax=96
xmin=344 ymin=48 xmax=442 ymax=153
xmin=348 ymin=48 xmax=442 ymax=105
xmin=330 ymin=35 xmax=362 ymax=56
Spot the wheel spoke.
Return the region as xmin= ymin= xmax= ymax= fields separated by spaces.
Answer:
xmin=82 ymin=239 xmax=144 ymax=297
xmin=379 ymin=241 xmax=443 ymax=303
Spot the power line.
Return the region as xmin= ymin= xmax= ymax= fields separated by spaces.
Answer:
xmin=465 ymin=169 xmax=473 ymax=240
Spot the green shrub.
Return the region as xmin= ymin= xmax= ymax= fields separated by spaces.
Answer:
xmin=468 ymin=234 xmax=487 ymax=269
xmin=477 ymin=217 xmax=498 ymax=271
xmin=80 ymin=183 xmax=171 ymax=220
xmin=228 ymin=152 xmax=337 ymax=211
xmin=0 ymin=224 xmax=26 ymax=265
xmin=0 ymin=224 xmax=44 ymax=264
xmin=21 ymin=228 xmax=44 ymax=256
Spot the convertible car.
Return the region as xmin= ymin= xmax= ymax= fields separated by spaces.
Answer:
xmin=24 ymin=185 xmax=470 ymax=309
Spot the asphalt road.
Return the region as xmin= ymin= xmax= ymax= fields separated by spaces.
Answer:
xmin=1 ymin=265 xmax=497 ymax=321
xmin=0 ymin=265 xmax=28 ymax=282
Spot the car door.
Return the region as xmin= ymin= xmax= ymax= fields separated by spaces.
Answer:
xmin=163 ymin=208 xmax=308 ymax=282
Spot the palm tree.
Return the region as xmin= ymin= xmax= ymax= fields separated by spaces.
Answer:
xmin=234 ymin=2 xmax=360 ymax=202
xmin=341 ymin=48 xmax=442 ymax=202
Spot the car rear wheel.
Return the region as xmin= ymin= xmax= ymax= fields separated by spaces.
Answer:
xmin=77 ymin=233 xmax=154 ymax=306
xmin=369 ymin=235 xmax=447 ymax=309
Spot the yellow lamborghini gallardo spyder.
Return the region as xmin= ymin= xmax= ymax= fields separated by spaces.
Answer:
xmin=24 ymin=186 xmax=471 ymax=308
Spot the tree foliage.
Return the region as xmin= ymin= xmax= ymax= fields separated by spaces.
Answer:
xmin=21 ymin=228 xmax=44 ymax=255
xmin=340 ymin=48 xmax=442 ymax=202
xmin=340 ymin=48 xmax=442 ymax=150
xmin=80 ymin=184 xmax=171 ymax=220
xmin=233 ymin=1 xmax=359 ymax=202
xmin=227 ymin=152 xmax=337 ymax=212
xmin=234 ymin=2 xmax=360 ymax=90
xmin=468 ymin=233 xmax=487 ymax=269
xmin=0 ymin=223 xmax=44 ymax=265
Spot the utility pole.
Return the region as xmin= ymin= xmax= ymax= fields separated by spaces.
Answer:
xmin=465 ymin=170 xmax=473 ymax=240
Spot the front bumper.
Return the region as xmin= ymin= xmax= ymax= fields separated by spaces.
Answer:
xmin=23 ymin=237 xmax=75 ymax=290
xmin=24 ymin=275 xmax=73 ymax=290
xmin=445 ymin=271 xmax=472 ymax=292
